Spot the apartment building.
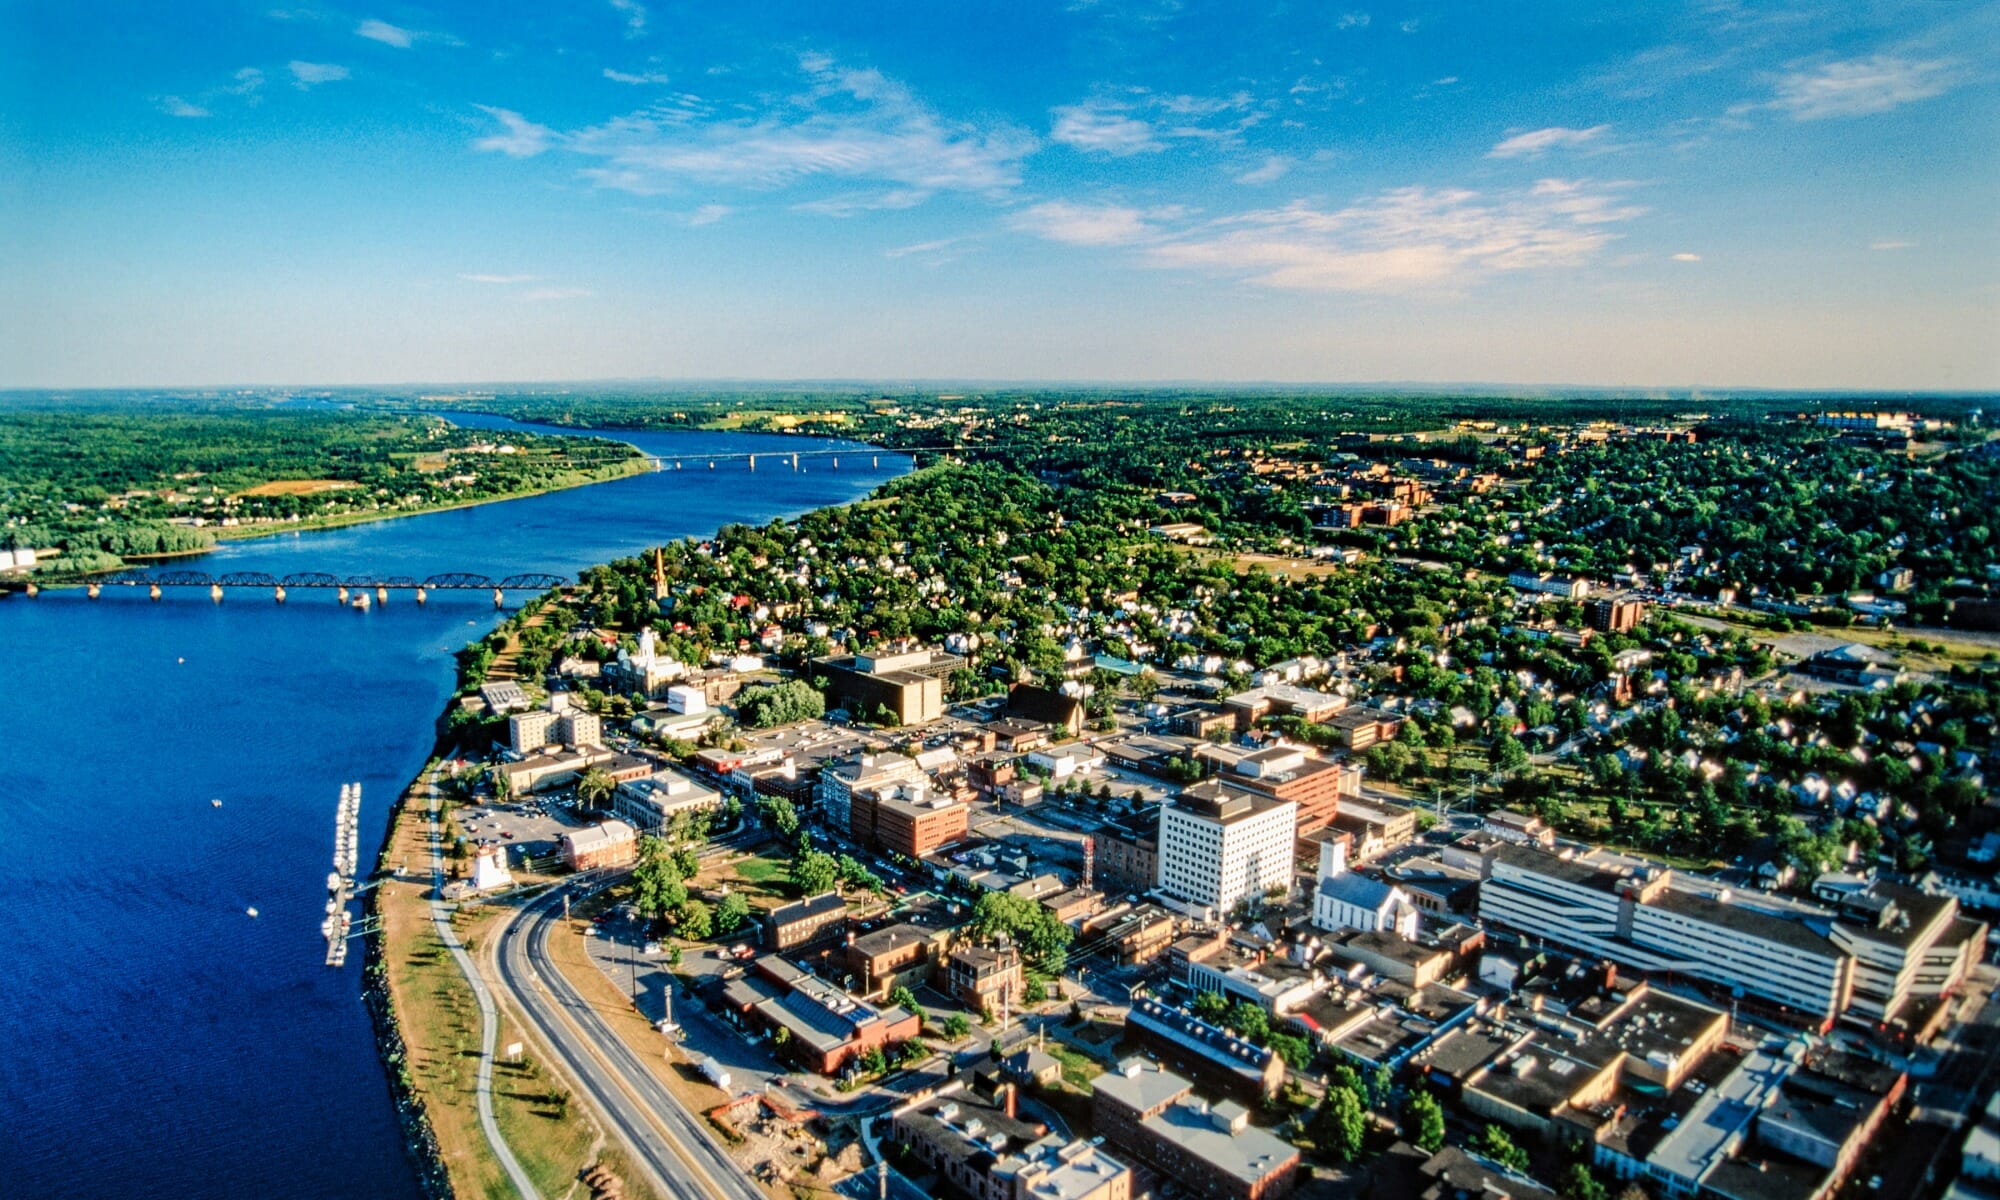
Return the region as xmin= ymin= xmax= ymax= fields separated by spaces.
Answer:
xmin=1157 ymin=781 xmax=1296 ymax=918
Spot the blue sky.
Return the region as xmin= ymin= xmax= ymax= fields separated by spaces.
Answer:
xmin=4 ymin=0 xmax=1996 ymax=389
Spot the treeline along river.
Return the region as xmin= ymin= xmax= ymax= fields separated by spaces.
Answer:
xmin=0 ymin=416 xmax=908 ymax=1199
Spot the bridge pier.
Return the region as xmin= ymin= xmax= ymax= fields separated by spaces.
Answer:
xmin=872 ymin=455 xmax=879 ymax=468
xmin=414 ymin=586 xmax=427 ymax=604
xmin=87 ymin=583 xmax=100 ymax=600
xmin=275 ymin=585 xmax=287 ymax=603
xmin=150 ymin=583 xmax=162 ymax=601
xmin=337 ymin=585 xmax=349 ymax=604
xmin=375 ymin=585 xmax=388 ymax=605
xmin=24 ymin=582 xmax=36 ymax=597
xmin=493 ymin=587 xmax=505 ymax=608
xmin=748 ymin=455 xmax=755 ymax=471
xmin=210 ymin=583 xmax=224 ymax=603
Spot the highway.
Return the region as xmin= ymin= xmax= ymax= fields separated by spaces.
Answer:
xmin=492 ymin=881 xmax=766 ymax=1200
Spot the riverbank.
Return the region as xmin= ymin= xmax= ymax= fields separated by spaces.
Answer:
xmin=373 ymin=748 xmax=662 ymax=1200
xmin=214 ymin=457 xmax=651 ymax=544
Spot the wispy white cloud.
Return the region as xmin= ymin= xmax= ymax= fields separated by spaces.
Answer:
xmin=1672 ymin=252 xmax=1702 ymax=262
xmin=1336 ymin=12 xmax=1369 ymax=30
xmin=1050 ymin=89 xmax=1262 ymax=156
xmin=609 ymin=0 xmax=647 ymax=38
xmin=480 ymin=54 xmax=1034 ymax=207
xmin=153 ymin=66 xmax=263 ymax=117
xmin=684 ymin=203 xmax=732 ymax=225
xmin=1488 ymin=124 xmax=1611 ymax=160
xmin=1761 ymin=55 xmax=1963 ymax=120
xmin=288 ymin=60 xmax=350 ymax=88
xmin=1399 ymin=18 xmax=1421 ymax=33
xmin=1051 ymin=99 xmax=1163 ymax=155
xmin=473 ymin=106 xmax=557 ymax=157
xmin=792 ymin=189 xmax=930 ymax=216
xmin=1009 ymin=201 xmax=1183 ymax=247
xmin=1235 ymin=155 xmax=1293 ymax=185
xmin=604 ymin=67 xmax=671 ymax=85
xmin=886 ymin=235 xmax=972 ymax=259
xmin=459 ymin=273 xmax=540 ymax=284
xmin=156 ymin=96 xmax=211 ymax=118
xmin=1086 ymin=179 xmax=1649 ymax=292
xmin=522 ymin=286 xmax=593 ymax=301
xmin=356 ymin=18 xmax=413 ymax=47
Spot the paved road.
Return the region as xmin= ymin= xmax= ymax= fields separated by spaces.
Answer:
xmin=493 ymin=882 xmax=766 ymax=1200
xmin=423 ymin=777 xmax=540 ymax=1200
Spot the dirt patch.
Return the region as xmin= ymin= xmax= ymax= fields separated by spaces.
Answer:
xmin=235 ymin=478 xmax=361 ymax=496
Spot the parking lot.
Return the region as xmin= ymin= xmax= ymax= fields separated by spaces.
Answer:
xmin=454 ymin=797 xmax=585 ymax=869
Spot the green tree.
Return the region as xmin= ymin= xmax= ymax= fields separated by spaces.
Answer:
xmin=942 ymin=1013 xmax=971 ymax=1041
xmin=1561 ymin=1163 xmax=1608 ymax=1200
xmin=576 ymin=766 xmax=616 ymax=809
xmin=860 ymin=1045 xmax=889 ymax=1075
xmin=1404 ymin=1091 xmax=1445 ymax=1153
xmin=759 ymin=794 xmax=800 ymax=840
xmin=715 ymin=891 xmax=752 ymax=935
xmin=889 ymin=985 xmax=922 ymax=1015
xmin=1190 ymin=990 xmax=1230 ymax=1023
xmin=1472 ymin=1124 xmax=1531 ymax=1173
xmin=1312 ymin=1086 xmax=1368 ymax=1163
xmin=631 ymin=835 xmax=687 ymax=918
xmin=674 ymin=898 xmax=714 ymax=941
xmin=735 ymin=680 xmax=826 ymax=728
xmin=790 ymin=848 xmax=839 ymax=897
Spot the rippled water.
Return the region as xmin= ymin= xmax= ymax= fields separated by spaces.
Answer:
xmin=0 ymin=418 xmax=906 ymax=1198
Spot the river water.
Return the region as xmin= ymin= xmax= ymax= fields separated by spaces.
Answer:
xmin=0 ymin=417 xmax=908 ymax=1199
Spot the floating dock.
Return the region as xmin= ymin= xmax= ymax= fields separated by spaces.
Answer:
xmin=323 ymin=782 xmax=360 ymax=967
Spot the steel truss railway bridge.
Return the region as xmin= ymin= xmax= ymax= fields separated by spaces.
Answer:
xmin=43 ymin=570 xmax=573 ymax=604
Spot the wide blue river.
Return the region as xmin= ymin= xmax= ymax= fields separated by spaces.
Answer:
xmin=0 ymin=416 xmax=907 ymax=1199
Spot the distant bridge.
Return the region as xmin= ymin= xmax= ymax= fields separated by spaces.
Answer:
xmin=36 ymin=570 xmax=574 ymax=604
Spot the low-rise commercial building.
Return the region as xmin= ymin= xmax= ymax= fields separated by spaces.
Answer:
xmin=1124 ymin=997 xmax=1286 ymax=1104
xmin=1092 ymin=1058 xmax=1298 ymax=1200
xmin=765 ymin=891 xmax=850 ymax=953
xmin=949 ymin=943 xmax=1025 ymax=1013
xmin=819 ymin=644 xmax=961 ymax=726
xmin=716 ymin=957 xmax=919 ymax=1075
xmin=609 ymin=768 xmax=721 ymax=834
xmin=560 ymin=820 xmax=637 ymax=871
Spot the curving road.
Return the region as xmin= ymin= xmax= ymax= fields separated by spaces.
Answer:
xmin=422 ymin=777 xmax=540 ymax=1199
xmin=491 ymin=881 xmax=766 ymax=1200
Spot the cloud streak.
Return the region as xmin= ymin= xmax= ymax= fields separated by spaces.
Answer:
xmin=289 ymin=61 xmax=350 ymax=88
xmin=1488 ymin=124 xmax=1610 ymax=159
xmin=1763 ymin=55 xmax=1962 ymax=120
xmin=1049 ymin=89 xmax=1263 ymax=156
xmin=356 ymin=19 xmax=413 ymax=48
xmin=1013 ymin=179 xmax=1647 ymax=293
xmin=477 ymin=54 xmax=1035 ymax=208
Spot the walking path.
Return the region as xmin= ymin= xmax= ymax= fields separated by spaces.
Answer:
xmin=423 ymin=771 xmax=540 ymax=1200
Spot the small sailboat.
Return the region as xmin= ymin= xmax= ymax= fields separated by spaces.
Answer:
xmin=246 ymin=906 xmax=260 ymax=918
xmin=211 ymin=798 xmax=223 ymax=808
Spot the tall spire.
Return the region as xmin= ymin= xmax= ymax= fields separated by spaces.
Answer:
xmin=652 ymin=547 xmax=669 ymax=600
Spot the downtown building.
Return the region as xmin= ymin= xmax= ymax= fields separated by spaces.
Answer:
xmin=1156 ymin=780 xmax=1297 ymax=919
xmin=1477 ymin=844 xmax=1854 ymax=1028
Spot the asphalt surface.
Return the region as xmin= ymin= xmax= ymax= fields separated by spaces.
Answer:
xmin=423 ymin=778 xmax=541 ymax=1200
xmin=493 ymin=880 xmax=767 ymax=1200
